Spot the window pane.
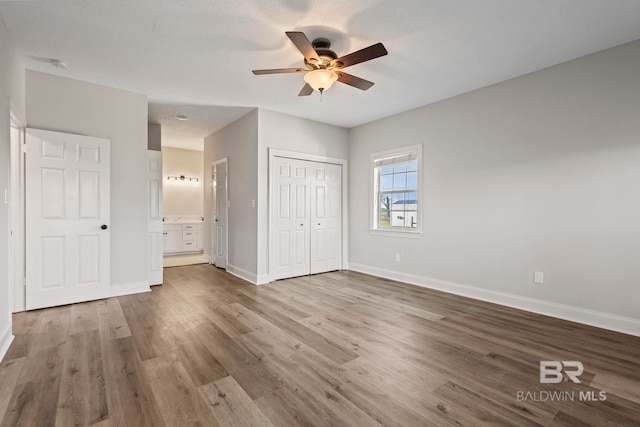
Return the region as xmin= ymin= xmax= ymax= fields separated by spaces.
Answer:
xmin=393 ymin=173 xmax=406 ymax=191
xmin=379 ymin=174 xmax=392 ymax=191
xmin=390 ymin=193 xmax=404 ymax=205
xmin=380 ymin=165 xmax=394 ymax=175
xmin=405 ymin=192 xmax=417 ymax=211
xmin=393 ymin=163 xmax=407 ymax=173
xmin=379 ymin=194 xmax=392 ymax=227
xmin=405 ymin=212 xmax=417 ymax=228
xmin=407 ymin=172 xmax=417 ymax=190
xmin=390 ymin=210 xmax=406 ymax=227
xmin=407 ymin=161 xmax=418 ymax=172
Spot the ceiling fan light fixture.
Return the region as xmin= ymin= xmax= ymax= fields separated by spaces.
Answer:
xmin=304 ymin=69 xmax=338 ymax=92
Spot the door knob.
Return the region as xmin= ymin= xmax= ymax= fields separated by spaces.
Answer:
xmin=101 ymin=224 xmax=108 ymax=230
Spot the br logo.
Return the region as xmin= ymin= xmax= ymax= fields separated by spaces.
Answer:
xmin=540 ymin=361 xmax=584 ymax=383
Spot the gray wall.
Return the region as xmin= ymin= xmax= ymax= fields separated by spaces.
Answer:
xmin=203 ymin=109 xmax=259 ymax=278
xmin=203 ymin=108 xmax=349 ymax=283
xmin=349 ymin=40 xmax=640 ymax=322
xmin=256 ymin=109 xmax=349 ymax=281
xmin=27 ymin=71 xmax=150 ymax=292
xmin=0 ymin=15 xmax=25 ymax=359
xmin=148 ymin=122 xmax=161 ymax=151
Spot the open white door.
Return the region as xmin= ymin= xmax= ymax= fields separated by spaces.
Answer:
xmin=212 ymin=159 xmax=227 ymax=269
xmin=26 ymin=128 xmax=110 ymax=310
xmin=147 ymin=150 xmax=163 ymax=285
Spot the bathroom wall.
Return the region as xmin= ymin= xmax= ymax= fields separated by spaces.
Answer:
xmin=162 ymin=146 xmax=204 ymax=219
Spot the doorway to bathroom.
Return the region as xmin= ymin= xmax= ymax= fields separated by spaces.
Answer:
xmin=162 ymin=146 xmax=207 ymax=267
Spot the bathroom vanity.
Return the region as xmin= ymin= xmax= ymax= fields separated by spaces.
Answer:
xmin=163 ymin=220 xmax=205 ymax=255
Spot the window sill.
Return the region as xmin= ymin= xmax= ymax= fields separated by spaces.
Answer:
xmin=369 ymin=228 xmax=422 ymax=239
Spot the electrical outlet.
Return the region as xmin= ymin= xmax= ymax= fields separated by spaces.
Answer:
xmin=394 ymin=253 xmax=401 ymax=262
xmin=534 ymin=271 xmax=544 ymax=284
xmin=251 ymin=199 xmax=256 ymax=208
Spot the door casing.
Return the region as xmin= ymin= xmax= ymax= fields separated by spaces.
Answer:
xmin=9 ymin=107 xmax=26 ymax=313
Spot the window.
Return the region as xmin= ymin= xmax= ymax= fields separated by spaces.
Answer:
xmin=371 ymin=145 xmax=422 ymax=235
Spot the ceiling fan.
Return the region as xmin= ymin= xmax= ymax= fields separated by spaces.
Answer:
xmin=252 ymin=31 xmax=388 ymax=97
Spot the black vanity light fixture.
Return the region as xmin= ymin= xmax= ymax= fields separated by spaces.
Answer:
xmin=167 ymin=174 xmax=199 ymax=183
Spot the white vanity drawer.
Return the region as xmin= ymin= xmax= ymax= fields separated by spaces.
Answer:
xmin=182 ymin=240 xmax=196 ymax=251
xmin=182 ymin=230 xmax=196 ymax=241
xmin=183 ymin=224 xmax=197 ymax=231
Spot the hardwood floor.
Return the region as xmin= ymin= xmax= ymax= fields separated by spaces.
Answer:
xmin=1 ymin=265 xmax=639 ymax=426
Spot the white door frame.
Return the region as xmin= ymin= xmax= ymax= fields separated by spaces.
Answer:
xmin=147 ymin=150 xmax=163 ymax=285
xmin=210 ymin=157 xmax=228 ymax=269
xmin=9 ymin=105 xmax=26 ymax=313
xmin=268 ymin=148 xmax=348 ymax=282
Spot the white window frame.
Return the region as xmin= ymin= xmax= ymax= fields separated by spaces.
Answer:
xmin=370 ymin=144 xmax=423 ymax=238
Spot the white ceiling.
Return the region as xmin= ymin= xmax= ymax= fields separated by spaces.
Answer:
xmin=2 ymin=0 xmax=640 ymax=151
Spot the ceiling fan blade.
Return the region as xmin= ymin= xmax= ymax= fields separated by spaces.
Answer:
xmin=252 ymin=68 xmax=307 ymax=75
xmin=336 ymin=71 xmax=375 ymax=91
xmin=331 ymin=43 xmax=388 ymax=69
xmin=298 ymin=83 xmax=314 ymax=96
xmin=286 ymin=31 xmax=320 ymax=63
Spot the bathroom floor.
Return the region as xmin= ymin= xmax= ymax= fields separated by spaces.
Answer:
xmin=163 ymin=253 xmax=208 ymax=268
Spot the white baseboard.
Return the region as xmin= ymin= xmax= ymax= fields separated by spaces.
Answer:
xmin=110 ymin=281 xmax=151 ymax=298
xmin=226 ymin=264 xmax=270 ymax=286
xmin=226 ymin=264 xmax=256 ymax=284
xmin=256 ymin=274 xmax=270 ymax=285
xmin=0 ymin=322 xmax=14 ymax=363
xmin=203 ymin=254 xmax=212 ymax=262
xmin=348 ymin=262 xmax=640 ymax=337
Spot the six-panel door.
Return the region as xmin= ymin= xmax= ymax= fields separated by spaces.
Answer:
xmin=25 ymin=128 xmax=110 ymax=310
xmin=271 ymin=156 xmax=342 ymax=280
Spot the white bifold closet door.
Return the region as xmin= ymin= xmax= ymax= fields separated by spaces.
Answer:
xmin=271 ymin=156 xmax=342 ymax=281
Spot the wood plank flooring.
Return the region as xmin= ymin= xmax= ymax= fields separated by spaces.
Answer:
xmin=1 ymin=265 xmax=639 ymax=426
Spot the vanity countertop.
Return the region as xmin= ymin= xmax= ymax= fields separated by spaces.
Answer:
xmin=163 ymin=216 xmax=204 ymax=225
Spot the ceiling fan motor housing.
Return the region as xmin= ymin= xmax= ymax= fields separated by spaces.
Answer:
xmin=306 ymin=38 xmax=338 ymax=68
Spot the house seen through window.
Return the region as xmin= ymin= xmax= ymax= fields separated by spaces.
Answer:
xmin=372 ymin=145 xmax=421 ymax=232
